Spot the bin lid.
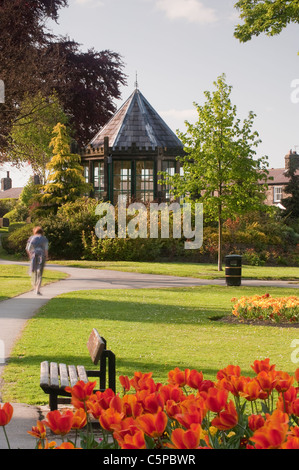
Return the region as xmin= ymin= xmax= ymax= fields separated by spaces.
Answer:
xmin=225 ymin=254 xmax=242 ymax=259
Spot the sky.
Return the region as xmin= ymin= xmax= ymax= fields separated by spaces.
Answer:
xmin=2 ymin=0 xmax=299 ymax=187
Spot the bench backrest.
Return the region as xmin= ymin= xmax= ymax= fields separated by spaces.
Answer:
xmin=87 ymin=328 xmax=106 ymax=365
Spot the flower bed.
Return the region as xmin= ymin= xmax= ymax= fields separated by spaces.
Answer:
xmin=231 ymin=294 xmax=299 ymax=324
xmin=1 ymin=359 xmax=299 ymax=449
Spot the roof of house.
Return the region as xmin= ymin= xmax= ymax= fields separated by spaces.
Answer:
xmin=88 ymin=88 xmax=183 ymax=151
xmin=267 ymin=168 xmax=299 ymax=185
xmin=0 ymin=187 xmax=23 ymax=199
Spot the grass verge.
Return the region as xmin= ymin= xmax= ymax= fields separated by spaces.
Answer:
xmin=47 ymin=260 xmax=299 ymax=280
xmin=1 ymin=285 xmax=298 ymax=405
xmin=0 ymin=264 xmax=68 ymax=301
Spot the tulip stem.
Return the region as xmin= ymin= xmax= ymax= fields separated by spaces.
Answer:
xmin=2 ymin=426 xmax=11 ymax=449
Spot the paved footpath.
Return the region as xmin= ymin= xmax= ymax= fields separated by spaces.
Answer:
xmin=0 ymin=259 xmax=298 ymax=449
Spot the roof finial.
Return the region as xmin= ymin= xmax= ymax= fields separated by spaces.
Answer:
xmin=135 ymin=71 xmax=138 ymax=90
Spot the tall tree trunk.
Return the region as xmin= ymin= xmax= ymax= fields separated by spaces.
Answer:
xmin=218 ymin=203 xmax=223 ymax=271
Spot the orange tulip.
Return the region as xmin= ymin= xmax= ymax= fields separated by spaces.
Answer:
xmin=122 ymin=394 xmax=143 ymax=418
xmin=86 ymin=389 xmax=115 ymax=418
xmin=28 ymin=420 xmax=47 ymax=440
xmin=99 ymin=408 xmax=124 ymax=432
xmin=55 ymin=442 xmax=80 ymax=449
xmin=281 ymin=427 xmax=299 ymax=449
xmin=159 ymin=384 xmax=185 ymax=404
xmin=0 ymin=403 xmax=13 ymax=427
xmin=120 ymin=430 xmax=146 ymax=449
xmin=143 ymin=392 xmax=164 ymax=414
xmin=136 ymin=410 xmax=168 ymax=439
xmin=217 ymin=375 xmax=247 ymax=397
xmin=175 ymin=397 xmax=206 ymax=428
xmin=274 ymin=371 xmax=294 ymax=393
xmin=204 ymin=388 xmax=228 ymax=413
xmin=37 ymin=439 xmax=57 ymax=449
xmin=291 ymin=398 xmax=299 ymax=416
xmin=211 ymin=400 xmax=238 ymax=431
xmin=168 ymin=423 xmax=202 ymax=449
xmin=295 ymin=368 xmax=299 ymax=383
xmin=165 ymin=399 xmax=182 ymax=420
xmin=251 ymin=358 xmax=275 ymax=374
xmin=119 ymin=375 xmax=131 ymax=392
xmin=43 ymin=409 xmax=73 ymax=436
xmin=168 ymin=367 xmax=190 ymax=387
xmin=65 ymin=380 xmax=97 ymax=409
xmin=71 ymin=408 xmax=87 ymax=430
xmin=112 ymin=417 xmax=146 ymax=449
xmin=186 ymin=370 xmax=204 ymax=390
xmin=130 ymin=372 xmax=156 ymax=392
xmin=247 ymin=414 xmax=265 ymax=432
xmin=217 ymin=364 xmax=241 ymax=380
xmin=241 ymin=378 xmax=266 ymax=401
xmin=256 ymin=370 xmax=276 ymax=394
xmin=250 ymin=410 xmax=289 ymax=449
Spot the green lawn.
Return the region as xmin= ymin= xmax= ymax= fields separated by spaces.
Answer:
xmin=49 ymin=260 xmax=299 ymax=280
xmin=2 ymin=285 xmax=298 ymax=405
xmin=0 ymin=264 xmax=68 ymax=301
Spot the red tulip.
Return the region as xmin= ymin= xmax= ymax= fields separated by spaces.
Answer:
xmin=43 ymin=409 xmax=73 ymax=436
xmin=65 ymin=380 xmax=97 ymax=408
xmin=205 ymin=388 xmax=228 ymax=413
xmin=0 ymin=403 xmax=13 ymax=427
xmin=136 ymin=410 xmax=168 ymax=438
xmin=168 ymin=367 xmax=190 ymax=387
xmin=27 ymin=420 xmax=47 ymax=440
xmin=168 ymin=423 xmax=202 ymax=449
xmin=211 ymin=400 xmax=238 ymax=431
xmin=248 ymin=414 xmax=265 ymax=432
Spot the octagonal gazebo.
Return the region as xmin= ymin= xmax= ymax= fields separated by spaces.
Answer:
xmin=81 ymin=86 xmax=184 ymax=204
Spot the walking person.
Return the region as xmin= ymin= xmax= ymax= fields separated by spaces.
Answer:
xmin=26 ymin=226 xmax=49 ymax=295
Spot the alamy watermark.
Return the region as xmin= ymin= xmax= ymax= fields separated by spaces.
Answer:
xmin=0 ymin=80 xmax=4 ymax=103
xmin=291 ymin=339 xmax=299 ymax=364
xmin=95 ymin=197 xmax=203 ymax=249
xmin=290 ymin=79 xmax=299 ymax=104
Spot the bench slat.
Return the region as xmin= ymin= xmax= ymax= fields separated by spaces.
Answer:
xmin=50 ymin=362 xmax=59 ymax=388
xmin=68 ymin=365 xmax=79 ymax=387
xmin=40 ymin=361 xmax=50 ymax=387
xmin=59 ymin=363 xmax=69 ymax=388
xmin=87 ymin=328 xmax=105 ymax=365
xmin=77 ymin=365 xmax=88 ymax=383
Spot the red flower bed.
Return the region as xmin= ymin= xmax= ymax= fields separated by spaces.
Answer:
xmin=1 ymin=359 xmax=299 ymax=449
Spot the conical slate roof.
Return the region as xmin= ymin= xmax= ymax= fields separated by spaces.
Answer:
xmin=89 ymin=88 xmax=183 ymax=150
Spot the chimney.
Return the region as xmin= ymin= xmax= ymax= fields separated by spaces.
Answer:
xmin=1 ymin=171 xmax=12 ymax=191
xmin=285 ymin=150 xmax=299 ymax=171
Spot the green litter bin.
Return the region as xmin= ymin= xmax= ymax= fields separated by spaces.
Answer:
xmin=225 ymin=255 xmax=242 ymax=286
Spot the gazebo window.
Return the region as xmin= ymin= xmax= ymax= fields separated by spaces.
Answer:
xmin=113 ymin=161 xmax=132 ymax=204
xmin=93 ymin=162 xmax=105 ymax=199
xmin=161 ymin=160 xmax=176 ymax=201
xmin=135 ymin=161 xmax=155 ymax=202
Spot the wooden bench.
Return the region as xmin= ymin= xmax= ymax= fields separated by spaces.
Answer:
xmin=40 ymin=329 xmax=116 ymax=411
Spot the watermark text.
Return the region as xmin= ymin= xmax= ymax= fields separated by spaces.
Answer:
xmin=95 ymin=197 xmax=203 ymax=250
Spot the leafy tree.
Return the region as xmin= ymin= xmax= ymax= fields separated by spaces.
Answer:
xmin=8 ymin=92 xmax=68 ymax=182
xmin=0 ymin=0 xmax=126 ymax=153
xmin=48 ymin=40 xmax=126 ymax=146
xmin=161 ymin=74 xmax=269 ymax=270
xmin=39 ymin=123 xmax=91 ymax=214
xmin=0 ymin=0 xmax=68 ymax=151
xmin=234 ymin=0 xmax=299 ymax=42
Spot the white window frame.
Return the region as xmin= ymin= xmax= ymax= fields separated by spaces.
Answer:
xmin=273 ymin=186 xmax=283 ymax=203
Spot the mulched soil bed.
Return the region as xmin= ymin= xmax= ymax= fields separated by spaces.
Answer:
xmin=212 ymin=315 xmax=299 ymax=328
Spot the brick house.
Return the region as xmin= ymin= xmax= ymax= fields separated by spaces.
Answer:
xmin=265 ymin=150 xmax=299 ymax=208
